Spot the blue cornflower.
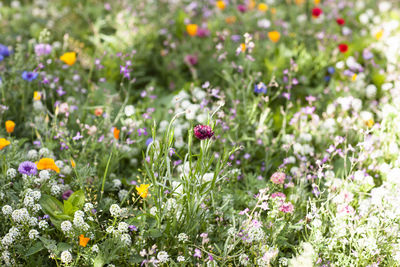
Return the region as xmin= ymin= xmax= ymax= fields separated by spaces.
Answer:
xmin=254 ymin=82 xmax=267 ymax=94
xmin=0 ymin=44 xmax=11 ymax=58
xmin=327 ymin=67 xmax=335 ymax=74
xmin=22 ymin=71 xmax=38 ymax=82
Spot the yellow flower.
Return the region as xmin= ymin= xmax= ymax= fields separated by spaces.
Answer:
xmin=5 ymin=120 xmax=15 ymax=133
xmin=136 ymin=184 xmax=150 ymax=198
xmin=71 ymin=159 xmax=76 ymax=168
xmin=375 ymin=29 xmax=383 ymax=40
xmin=216 ymin=0 xmax=226 ymax=10
xmin=366 ymin=119 xmax=374 ymax=128
xmin=295 ymin=0 xmax=305 ymax=4
xmin=36 ymin=158 xmax=60 ymax=173
xmin=240 ymin=43 xmax=246 ymax=52
xmin=33 ymin=91 xmax=41 ymax=101
xmin=271 ymin=7 xmax=276 ymax=14
xmin=268 ymin=31 xmax=281 ymax=43
xmin=60 ymin=52 xmax=77 ymax=66
xmin=352 ymin=73 xmax=357 ymax=81
xmin=258 ymin=3 xmax=268 ymax=12
xmin=186 ymin=24 xmax=198 ymax=37
xmin=0 ymin=138 xmax=10 ymax=150
xmin=79 ymin=234 xmax=90 ymax=247
xmin=314 ymin=0 xmax=320 ymax=4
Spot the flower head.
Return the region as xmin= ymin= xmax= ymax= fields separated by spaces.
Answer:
xmin=113 ymin=127 xmax=120 ymax=139
xmin=279 ymin=202 xmax=294 ymax=213
xmin=0 ymin=44 xmax=11 ymax=58
xmin=136 ymin=184 xmax=150 ymax=198
xmin=5 ymin=120 xmax=15 ymax=133
xmin=194 ymin=125 xmax=214 ymax=140
xmin=33 ymin=91 xmax=41 ymax=101
xmin=216 ymin=0 xmax=226 ymax=10
xmin=60 ymin=52 xmax=77 ymax=66
xmin=258 ymin=3 xmax=268 ymax=12
xmin=18 ymin=161 xmax=37 ymax=176
xmin=79 ymin=234 xmax=90 ymax=247
xmin=62 ymin=190 xmax=74 ymax=200
xmin=338 ymin=43 xmax=348 ymax=53
xmin=22 ymin=71 xmax=38 ymax=82
xmin=186 ymin=24 xmax=198 ymax=37
xmin=268 ymin=31 xmax=280 ymax=43
xmin=270 ymin=172 xmax=286 ymax=184
xmin=254 ymin=82 xmax=267 ymax=94
xmin=312 ymin=7 xmax=322 ymax=18
xmin=336 ymin=18 xmax=345 ymax=26
xmin=36 ymin=158 xmax=60 ymax=173
xmin=0 ymin=138 xmax=10 ymax=150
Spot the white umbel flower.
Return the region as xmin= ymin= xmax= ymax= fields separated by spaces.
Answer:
xmin=60 ymin=251 xmax=72 ymax=264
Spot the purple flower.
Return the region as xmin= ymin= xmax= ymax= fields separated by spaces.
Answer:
xmin=237 ymin=4 xmax=247 ymax=12
xmin=35 ymin=44 xmax=52 ymax=57
xmin=194 ymin=125 xmax=214 ymax=140
xmin=62 ymin=190 xmax=74 ymax=200
xmin=0 ymin=44 xmax=11 ymax=57
xmin=197 ymin=28 xmax=210 ymax=38
xmin=185 ymin=54 xmax=198 ymax=65
xmin=254 ymin=82 xmax=267 ymax=94
xmin=22 ymin=71 xmax=38 ymax=82
xmin=129 ymin=225 xmax=138 ymax=231
xmin=18 ymin=161 xmax=37 ymax=176
xmin=194 ymin=248 xmax=202 ymax=258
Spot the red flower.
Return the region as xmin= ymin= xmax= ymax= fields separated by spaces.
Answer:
xmin=312 ymin=7 xmax=322 ymax=18
xmin=194 ymin=125 xmax=214 ymax=140
xmin=336 ymin=18 xmax=345 ymax=25
xmin=338 ymin=43 xmax=348 ymax=53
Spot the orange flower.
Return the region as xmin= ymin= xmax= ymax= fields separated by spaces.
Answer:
xmin=0 ymin=138 xmax=10 ymax=150
xmin=295 ymin=0 xmax=305 ymax=5
xmin=5 ymin=120 xmax=15 ymax=133
xmin=33 ymin=91 xmax=41 ymax=101
xmin=71 ymin=159 xmax=76 ymax=168
xmin=94 ymin=108 xmax=103 ymax=116
xmin=36 ymin=158 xmax=60 ymax=173
xmin=79 ymin=234 xmax=90 ymax=247
xmin=216 ymin=0 xmax=226 ymax=10
xmin=240 ymin=43 xmax=246 ymax=52
xmin=268 ymin=31 xmax=281 ymax=43
xmin=225 ymin=16 xmax=236 ymax=24
xmin=113 ymin=127 xmax=120 ymax=140
xmin=136 ymin=184 xmax=150 ymax=198
xmin=60 ymin=52 xmax=77 ymax=66
xmin=258 ymin=3 xmax=268 ymax=12
xmin=186 ymin=24 xmax=198 ymax=37
xmin=270 ymin=7 xmax=276 ymax=14
xmin=248 ymin=0 xmax=256 ymax=9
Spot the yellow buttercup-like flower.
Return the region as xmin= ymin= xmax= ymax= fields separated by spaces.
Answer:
xmin=216 ymin=0 xmax=226 ymax=10
xmin=258 ymin=3 xmax=268 ymax=12
xmin=5 ymin=120 xmax=15 ymax=133
xmin=60 ymin=52 xmax=77 ymax=66
xmin=366 ymin=119 xmax=374 ymax=128
xmin=186 ymin=24 xmax=198 ymax=37
xmin=34 ymin=91 xmax=41 ymax=101
xmin=36 ymin=158 xmax=60 ymax=173
xmin=0 ymin=138 xmax=10 ymax=150
xmin=136 ymin=184 xmax=150 ymax=198
xmin=375 ymin=29 xmax=383 ymax=40
xmin=268 ymin=31 xmax=281 ymax=43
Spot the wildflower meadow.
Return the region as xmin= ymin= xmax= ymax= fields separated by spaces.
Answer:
xmin=1 ymin=0 xmax=400 ymax=266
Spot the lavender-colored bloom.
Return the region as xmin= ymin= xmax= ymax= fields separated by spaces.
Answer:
xmin=22 ymin=71 xmax=38 ymax=82
xmin=194 ymin=125 xmax=214 ymax=140
xmin=197 ymin=28 xmax=210 ymax=38
xmin=185 ymin=54 xmax=198 ymax=65
xmin=18 ymin=161 xmax=38 ymax=176
xmin=62 ymin=190 xmax=74 ymax=200
xmin=146 ymin=138 xmax=153 ymax=146
xmin=231 ymin=35 xmax=241 ymax=42
xmin=35 ymin=44 xmax=52 ymax=56
xmin=194 ymin=248 xmax=202 ymax=258
xmin=129 ymin=225 xmax=138 ymax=231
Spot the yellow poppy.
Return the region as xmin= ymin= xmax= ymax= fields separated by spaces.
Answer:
xmin=33 ymin=91 xmax=41 ymax=101
xmin=60 ymin=52 xmax=77 ymax=66
xmin=136 ymin=184 xmax=150 ymax=198
xmin=79 ymin=234 xmax=90 ymax=247
xmin=36 ymin=158 xmax=60 ymax=173
xmin=186 ymin=24 xmax=198 ymax=37
xmin=5 ymin=120 xmax=15 ymax=133
xmin=375 ymin=30 xmax=383 ymax=40
xmin=216 ymin=0 xmax=226 ymax=10
xmin=0 ymin=138 xmax=10 ymax=150
xmin=258 ymin=3 xmax=268 ymax=12
xmin=71 ymin=159 xmax=76 ymax=168
xmin=268 ymin=31 xmax=281 ymax=43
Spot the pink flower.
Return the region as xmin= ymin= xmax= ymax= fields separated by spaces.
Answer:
xmin=194 ymin=125 xmax=214 ymax=140
xmin=279 ymin=202 xmax=294 ymax=213
xmin=271 ymin=192 xmax=286 ymax=199
xmin=270 ymin=172 xmax=286 ymax=184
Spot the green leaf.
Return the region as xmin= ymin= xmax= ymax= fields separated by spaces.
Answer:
xmin=57 ymin=242 xmax=72 ymax=253
xmin=63 ymin=200 xmax=74 ymax=216
xmin=67 ymin=190 xmax=85 ymax=209
xmin=25 ymin=241 xmax=44 ymax=257
xmin=39 ymin=194 xmax=63 ymax=219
